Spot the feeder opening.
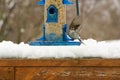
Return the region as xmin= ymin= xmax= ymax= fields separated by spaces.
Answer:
xmin=49 ymin=8 xmax=55 ymax=14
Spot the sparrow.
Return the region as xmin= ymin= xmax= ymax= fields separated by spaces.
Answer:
xmin=68 ymin=29 xmax=81 ymax=41
xmin=67 ymin=16 xmax=85 ymax=45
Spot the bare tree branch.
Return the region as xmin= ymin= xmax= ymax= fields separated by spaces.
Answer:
xmin=0 ymin=0 xmax=16 ymax=41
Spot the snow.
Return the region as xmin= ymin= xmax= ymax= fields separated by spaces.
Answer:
xmin=0 ymin=39 xmax=120 ymax=59
xmin=7 ymin=0 xmax=15 ymax=9
xmin=113 ymin=0 xmax=120 ymax=9
xmin=5 ymin=0 xmax=10 ymax=4
xmin=113 ymin=0 xmax=120 ymax=14
xmin=20 ymin=28 xmax=25 ymax=33
xmin=0 ymin=20 xmax=3 ymax=29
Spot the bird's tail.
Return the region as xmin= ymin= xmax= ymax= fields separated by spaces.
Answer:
xmin=78 ymin=38 xmax=85 ymax=45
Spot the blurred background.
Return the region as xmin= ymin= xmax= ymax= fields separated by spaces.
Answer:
xmin=0 ymin=0 xmax=120 ymax=43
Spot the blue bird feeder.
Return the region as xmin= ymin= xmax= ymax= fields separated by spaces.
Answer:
xmin=29 ymin=0 xmax=81 ymax=46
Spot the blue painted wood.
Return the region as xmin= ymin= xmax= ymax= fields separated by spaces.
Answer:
xmin=62 ymin=24 xmax=72 ymax=41
xmin=46 ymin=5 xmax=58 ymax=22
xmin=29 ymin=41 xmax=81 ymax=46
xmin=62 ymin=0 xmax=73 ymax=5
xmin=29 ymin=24 xmax=81 ymax=46
xmin=36 ymin=0 xmax=73 ymax=5
xmin=36 ymin=0 xmax=45 ymax=5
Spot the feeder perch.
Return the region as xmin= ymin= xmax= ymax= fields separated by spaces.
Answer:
xmin=29 ymin=0 xmax=81 ymax=46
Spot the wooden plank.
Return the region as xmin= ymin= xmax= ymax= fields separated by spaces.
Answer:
xmin=16 ymin=67 xmax=120 ymax=80
xmin=0 ymin=59 xmax=120 ymax=67
xmin=0 ymin=67 xmax=14 ymax=80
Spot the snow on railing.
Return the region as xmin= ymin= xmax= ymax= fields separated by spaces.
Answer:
xmin=0 ymin=39 xmax=120 ymax=59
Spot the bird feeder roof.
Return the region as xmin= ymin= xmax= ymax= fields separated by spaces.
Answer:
xmin=36 ymin=0 xmax=73 ymax=5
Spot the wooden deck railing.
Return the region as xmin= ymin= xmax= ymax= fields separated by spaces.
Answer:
xmin=0 ymin=59 xmax=120 ymax=80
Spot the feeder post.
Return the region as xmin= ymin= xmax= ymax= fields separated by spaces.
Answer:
xmin=76 ymin=0 xmax=80 ymax=16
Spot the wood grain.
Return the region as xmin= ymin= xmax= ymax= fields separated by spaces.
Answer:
xmin=0 ymin=67 xmax=14 ymax=80
xmin=16 ymin=67 xmax=120 ymax=80
xmin=0 ymin=59 xmax=120 ymax=67
xmin=0 ymin=59 xmax=120 ymax=80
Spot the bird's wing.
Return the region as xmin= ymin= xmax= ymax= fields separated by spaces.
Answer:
xmin=69 ymin=16 xmax=81 ymax=31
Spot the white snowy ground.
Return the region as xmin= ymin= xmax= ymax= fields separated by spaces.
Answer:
xmin=0 ymin=39 xmax=120 ymax=59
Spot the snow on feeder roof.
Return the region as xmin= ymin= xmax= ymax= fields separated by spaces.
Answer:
xmin=29 ymin=0 xmax=81 ymax=46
